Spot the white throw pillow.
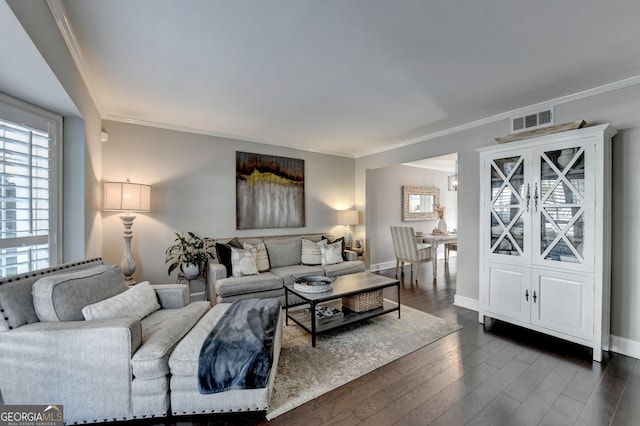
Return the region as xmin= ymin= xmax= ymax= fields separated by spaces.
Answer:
xmin=301 ymin=238 xmax=327 ymax=265
xmin=243 ymin=242 xmax=270 ymax=272
xmin=321 ymin=241 xmax=344 ymax=265
xmin=231 ymin=247 xmax=259 ymax=277
xmin=82 ymin=281 xmax=160 ymax=321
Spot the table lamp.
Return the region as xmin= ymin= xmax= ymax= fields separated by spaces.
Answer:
xmin=336 ymin=210 xmax=359 ymax=249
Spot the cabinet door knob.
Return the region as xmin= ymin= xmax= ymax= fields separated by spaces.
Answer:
xmin=525 ymin=289 xmax=529 ymax=301
xmin=526 ymin=184 xmax=531 ymax=212
xmin=534 ymin=182 xmax=539 ymax=212
xmin=533 ymin=291 xmax=537 ymax=303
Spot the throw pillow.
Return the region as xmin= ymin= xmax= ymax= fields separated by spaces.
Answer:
xmin=32 ymin=264 xmax=127 ymax=322
xmin=215 ymin=238 xmax=244 ymax=277
xmin=227 ymin=237 xmax=243 ymax=248
xmin=231 ymin=247 xmax=259 ymax=277
xmin=301 ymin=238 xmax=327 ymax=265
xmin=323 ymin=235 xmax=347 ymax=260
xmin=81 ymin=281 xmax=160 ymax=321
xmin=243 ymin=242 xmax=270 ymax=272
xmin=264 ymin=238 xmax=302 ymax=268
xmin=215 ymin=243 xmax=233 ymax=277
xmin=321 ymin=241 xmax=344 ymax=265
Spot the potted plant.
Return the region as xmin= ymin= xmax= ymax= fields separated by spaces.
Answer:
xmin=165 ymin=231 xmax=211 ymax=277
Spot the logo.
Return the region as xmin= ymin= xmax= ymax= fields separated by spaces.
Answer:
xmin=0 ymin=405 xmax=63 ymax=426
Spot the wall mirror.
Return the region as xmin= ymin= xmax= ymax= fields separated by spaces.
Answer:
xmin=402 ymin=186 xmax=439 ymax=221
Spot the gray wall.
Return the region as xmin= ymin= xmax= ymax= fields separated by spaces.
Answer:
xmin=101 ymin=121 xmax=356 ymax=284
xmin=357 ymin=83 xmax=640 ymax=356
xmin=366 ymin=164 xmax=458 ymax=269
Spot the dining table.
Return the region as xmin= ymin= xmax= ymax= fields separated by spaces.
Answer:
xmin=417 ymin=233 xmax=458 ymax=278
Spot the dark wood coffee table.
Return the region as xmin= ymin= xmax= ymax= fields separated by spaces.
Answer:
xmin=284 ymin=271 xmax=400 ymax=347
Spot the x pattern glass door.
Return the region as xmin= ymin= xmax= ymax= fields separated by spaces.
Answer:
xmin=487 ymin=154 xmax=528 ymax=261
xmin=534 ymin=144 xmax=591 ymax=270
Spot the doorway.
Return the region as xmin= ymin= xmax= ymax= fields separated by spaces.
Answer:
xmin=365 ymin=153 xmax=458 ymax=272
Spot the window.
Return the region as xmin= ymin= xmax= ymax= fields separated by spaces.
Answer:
xmin=0 ymin=94 xmax=61 ymax=277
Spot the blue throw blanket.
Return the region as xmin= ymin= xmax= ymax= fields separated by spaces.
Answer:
xmin=198 ymin=298 xmax=281 ymax=394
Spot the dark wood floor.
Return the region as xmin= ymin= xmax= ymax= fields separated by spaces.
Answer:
xmin=138 ymin=258 xmax=639 ymax=426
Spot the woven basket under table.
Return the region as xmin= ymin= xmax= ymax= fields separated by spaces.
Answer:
xmin=342 ymin=289 xmax=383 ymax=312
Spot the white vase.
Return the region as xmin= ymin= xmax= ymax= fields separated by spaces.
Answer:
xmin=557 ymin=148 xmax=575 ymax=168
xmin=437 ymin=219 xmax=447 ymax=233
xmin=182 ymin=263 xmax=199 ymax=277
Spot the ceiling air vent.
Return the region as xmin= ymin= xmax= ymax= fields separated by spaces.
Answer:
xmin=511 ymin=107 xmax=554 ymax=134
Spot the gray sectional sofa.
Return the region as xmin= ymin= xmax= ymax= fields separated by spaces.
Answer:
xmin=207 ymin=233 xmax=366 ymax=304
xmin=0 ymin=258 xmax=283 ymax=424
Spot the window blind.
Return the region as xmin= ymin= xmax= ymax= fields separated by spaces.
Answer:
xmin=0 ymin=118 xmax=54 ymax=276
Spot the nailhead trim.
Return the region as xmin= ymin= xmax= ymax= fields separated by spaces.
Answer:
xmin=0 ymin=258 xmax=103 ymax=330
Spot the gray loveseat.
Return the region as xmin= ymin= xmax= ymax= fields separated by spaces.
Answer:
xmin=0 ymin=258 xmax=283 ymax=424
xmin=207 ymin=233 xmax=366 ymax=304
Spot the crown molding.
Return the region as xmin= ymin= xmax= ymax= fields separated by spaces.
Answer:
xmin=46 ymin=0 xmax=104 ymax=115
xmin=356 ymin=74 xmax=640 ymax=158
xmin=103 ymin=113 xmax=355 ymax=159
xmin=109 ymin=73 xmax=640 ymax=159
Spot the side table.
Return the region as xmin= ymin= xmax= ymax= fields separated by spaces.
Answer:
xmin=177 ymin=272 xmax=208 ymax=302
xmin=345 ymin=248 xmax=365 ymax=262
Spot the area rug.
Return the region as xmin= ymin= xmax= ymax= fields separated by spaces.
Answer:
xmin=266 ymin=303 xmax=462 ymax=419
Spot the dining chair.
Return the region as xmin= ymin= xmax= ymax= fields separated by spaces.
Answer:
xmin=390 ymin=226 xmax=433 ymax=282
xmin=445 ymin=242 xmax=458 ymax=263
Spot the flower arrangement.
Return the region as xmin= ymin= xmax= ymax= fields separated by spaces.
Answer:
xmin=432 ymin=204 xmax=448 ymax=234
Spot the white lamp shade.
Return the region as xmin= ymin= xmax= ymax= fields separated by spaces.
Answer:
xmin=336 ymin=210 xmax=359 ymax=226
xmin=103 ymin=181 xmax=151 ymax=212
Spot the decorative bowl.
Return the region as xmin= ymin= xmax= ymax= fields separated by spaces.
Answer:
xmin=293 ymin=276 xmax=336 ymax=293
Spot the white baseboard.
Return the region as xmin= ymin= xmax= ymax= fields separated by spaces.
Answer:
xmin=453 ymin=294 xmax=479 ymax=311
xmin=450 ymin=296 xmax=640 ymax=360
xmin=609 ymin=335 xmax=640 ymax=360
xmin=371 ymin=254 xmax=457 ymax=272
xmin=369 ymin=261 xmax=396 ymax=272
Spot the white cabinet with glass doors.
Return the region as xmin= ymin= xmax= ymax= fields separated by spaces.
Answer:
xmin=478 ymin=124 xmax=616 ymax=361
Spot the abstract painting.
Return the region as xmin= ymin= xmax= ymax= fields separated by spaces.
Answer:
xmin=236 ymin=152 xmax=305 ymax=229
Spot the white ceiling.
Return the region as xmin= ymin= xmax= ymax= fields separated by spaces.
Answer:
xmin=42 ymin=1 xmax=640 ymax=156
xmin=405 ymin=153 xmax=457 ymax=173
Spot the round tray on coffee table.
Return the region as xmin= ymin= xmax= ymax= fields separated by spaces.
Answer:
xmin=293 ymin=276 xmax=336 ymax=293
